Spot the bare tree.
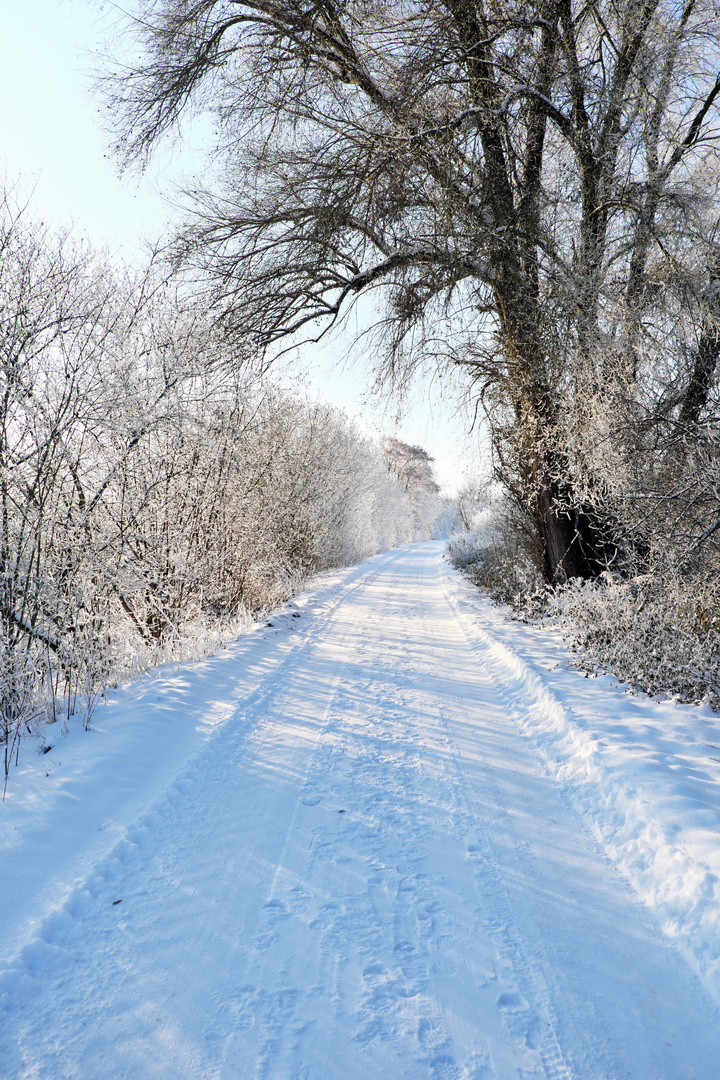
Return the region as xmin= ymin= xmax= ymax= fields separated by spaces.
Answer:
xmin=383 ymin=439 xmax=438 ymax=495
xmin=0 ymin=192 xmax=120 ymax=771
xmin=382 ymin=437 xmax=445 ymax=537
xmin=98 ymin=0 xmax=720 ymax=581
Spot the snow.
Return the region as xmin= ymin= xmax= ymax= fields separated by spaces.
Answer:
xmin=1 ymin=541 xmax=720 ymax=1078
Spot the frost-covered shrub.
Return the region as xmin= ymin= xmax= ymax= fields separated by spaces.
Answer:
xmin=0 ymin=195 xmax=442 ymax=787
xmin=553 ymin=571 xmax=720 ymax=707
xmin=448 ymin=506 xmax=503 ymax=568
xmin=449 ymin=499 xmax=546 ymax=612
xmin=450 ymin=463 xmax=720 ymax=706
xmin=1 ymin=643 xmax=43 ymax=793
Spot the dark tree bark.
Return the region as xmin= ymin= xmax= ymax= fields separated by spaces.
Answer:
xmin=680 ymin=259 xmax=720 ymax=429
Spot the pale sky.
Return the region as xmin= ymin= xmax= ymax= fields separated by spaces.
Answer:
xmin=0 ymin=0 xmax=487 ymax=493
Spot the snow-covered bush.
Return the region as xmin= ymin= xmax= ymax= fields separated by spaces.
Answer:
xmin=553 ymin=570 xmax=720 ymax=708
xmin=0 ymin=194 xmax=127 ymax=755
xmin=448 ymin=484 xmax=546 ymax=611
xmin=0 ymin=196 xmax=440 ymax=785
xmin=303 ymin=421 xmax=414 ymax=566
xmin=451 ymin=482 xmax=720 ymax=705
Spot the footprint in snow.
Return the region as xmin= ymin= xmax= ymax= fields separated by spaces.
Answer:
xmin=362 ymin=962 xmax=385 ymax=978
xmin=255 ymin=899 xmax=289 ymax=950
xmin=496 ymin=992 xmax=539 ymax=1049
xmin=430 ymin=1054 xmax=462 ymax=1080
xmin=309 ymin=901 xmax=340 ymax=930
xmin=278 ymin=885 xmax=312 ymax=915
xmin=496 ymin=991 xmax=524 ymax=1010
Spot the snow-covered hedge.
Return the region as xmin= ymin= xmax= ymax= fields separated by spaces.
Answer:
xmin=552 ymin=572 xmax=720 ymax=708
xmin=0 ymin=198 xmax=444 ymax=786
xmin=448 ymin=497 xmax=545 ymax=613
xmin=449 ymin=491 xmax=720 ymax=708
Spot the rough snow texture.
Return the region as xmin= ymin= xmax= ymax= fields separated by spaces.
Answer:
xmin=1 ymin=542 xmax=720 ymax=1078
xmin=444 ymin=571 xmax=720 ymax=1004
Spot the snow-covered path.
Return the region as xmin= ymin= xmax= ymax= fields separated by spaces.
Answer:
xmin=2 ymin=543 xmax=720 ymax=1078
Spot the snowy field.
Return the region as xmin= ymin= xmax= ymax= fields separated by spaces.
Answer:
xmin=1 ymin=541 xmax=720 ymax=1078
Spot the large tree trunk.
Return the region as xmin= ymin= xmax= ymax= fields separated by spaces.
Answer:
xmin=496 ymin=294 xmax=621 ymax=584
xmin=536 ymin=467 xmax=620 ymax=583
xmin=679 ymin=259 xmax=720 ymax=428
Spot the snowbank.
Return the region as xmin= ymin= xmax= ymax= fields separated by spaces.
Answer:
xmin=440 ymin=554 xmax=720 ymax=1005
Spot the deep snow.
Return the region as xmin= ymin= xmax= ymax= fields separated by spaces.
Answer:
xmin=1 ymin=542 xmax=720 ymax=1078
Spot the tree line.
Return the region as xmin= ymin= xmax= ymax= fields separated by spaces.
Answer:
xmin=1 ymin=191 xmax=444 ymax=787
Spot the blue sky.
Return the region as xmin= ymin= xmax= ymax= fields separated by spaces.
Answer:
xmin=1 ymin=0 xmax=486 ymax=493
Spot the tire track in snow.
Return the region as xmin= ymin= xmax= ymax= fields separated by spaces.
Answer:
xmin=429 ymin=557 xmax=620 ymax=1079
xmin=2 ymin=544 xmax=720 ymax=1078
xmin=231 ymin=549 xmax=551 ymax=1078
xmin=436 ymin=552 xmax=695 ymax=964
xmin=416 ymin=560 xmax=575 ymax=1080
xmin=0 ymin=553 xmax=394 ymax=1080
